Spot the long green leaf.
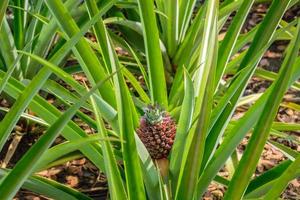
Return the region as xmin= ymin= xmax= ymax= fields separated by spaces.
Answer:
xmin=0 ymin=0 xmax=8 ymax=29
xmin=85 ymin=0 xmax=114 ymax=73
xmin=178 ymin=0 xmax=196 ymax=41
xmin=136 ymin=0 xmax=168 ymax=108
xmin=165 ymin=0 xmax=179 ymax=57
xmin=90 ymin=93 xmax=127 ymax=199
xmin=12 ymin=0 xmax=25 ymax=52
xmin=169 ymin=69 xmax=194 ymax=187
xmin=0 ymin=19 xmax=22 ymax=79
xmin=215 ymin=0 xmax=255 ymax=88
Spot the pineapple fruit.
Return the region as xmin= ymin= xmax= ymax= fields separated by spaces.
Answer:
xmin=136 ymin=105 xmax=176 ymax=160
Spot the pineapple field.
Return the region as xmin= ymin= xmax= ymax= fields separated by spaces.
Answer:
xmin=0 ymin=0 xmax=299 ymax=199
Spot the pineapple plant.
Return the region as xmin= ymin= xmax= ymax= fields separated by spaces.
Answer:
xmin=0 ymin=0 xmax=299 ymax=199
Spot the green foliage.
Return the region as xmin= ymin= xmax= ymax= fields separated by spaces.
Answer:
xmin=0 ymin=0 xmax=299 ymax=199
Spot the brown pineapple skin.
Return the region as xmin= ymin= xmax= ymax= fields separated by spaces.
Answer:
xmin=137 ymin=114 xmax=176 ymax=159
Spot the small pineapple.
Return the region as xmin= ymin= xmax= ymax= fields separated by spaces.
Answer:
xmin=136 ymin=105 xmax=176 ymax=160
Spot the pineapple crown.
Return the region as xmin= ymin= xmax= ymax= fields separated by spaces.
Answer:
xmin=143 ymin=104 xmax=166 ymax=125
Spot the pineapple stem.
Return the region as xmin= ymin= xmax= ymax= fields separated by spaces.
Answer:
xmin=156 ymin=158 xmax=172 ymax=199
xmin=156 ymin=158 xmax=169 ymax=178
